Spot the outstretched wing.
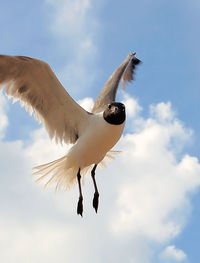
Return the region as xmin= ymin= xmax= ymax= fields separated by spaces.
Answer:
xmin=0 ymin=55 xmax=90 ymax=144
xmin=92 ymin=52 xmax=141 ymax=114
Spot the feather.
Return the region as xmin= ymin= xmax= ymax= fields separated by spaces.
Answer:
xmin=0 ymin=55 xmax=90 ymax=144
xmin=32 ymin=150 xmax=121 ymax=190
xmin=121 ymin=55 xmax=141 ymax=90
xmin=92 ymin=52 xmax=141 ymax=114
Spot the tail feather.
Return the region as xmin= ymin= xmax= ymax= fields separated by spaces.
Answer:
xmin=32 ymin=150 xmax=122 ymax=191
xmin=99 ymin=150 xmax=122 ymax=168
xmin=33 ymin=155 xmax=79 ymax=191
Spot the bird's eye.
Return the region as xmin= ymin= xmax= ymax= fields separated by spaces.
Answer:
xmin=108 ymin=104 xmax=111 ymax=109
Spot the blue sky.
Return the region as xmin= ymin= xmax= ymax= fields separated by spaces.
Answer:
xmin=0 ymin=0 xmax=200 ymax=262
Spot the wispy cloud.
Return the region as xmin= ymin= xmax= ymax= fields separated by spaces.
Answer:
xmin=45 ymin=0 xmax=100 ymax=95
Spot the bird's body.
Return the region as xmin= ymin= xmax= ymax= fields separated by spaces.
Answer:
xmin=68 ymin=112 xmax=125 ymax=168
xmin=35 ymin=107 xmax=126 ymax=190
xmin=0 ymin=52 xmax=140 ymax=215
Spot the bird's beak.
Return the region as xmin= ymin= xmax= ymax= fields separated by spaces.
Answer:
xmin=112 ymin=107 xmax=119 ymax=114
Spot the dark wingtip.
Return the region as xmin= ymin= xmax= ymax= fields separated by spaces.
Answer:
xmin=121 ymin=53 xmax=141 ymax=85
xmin=133 ymin=57 xmax=142 ymax=65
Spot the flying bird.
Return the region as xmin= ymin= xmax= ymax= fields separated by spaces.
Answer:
xmin=0 ymin=52 xmax=141 ymax=216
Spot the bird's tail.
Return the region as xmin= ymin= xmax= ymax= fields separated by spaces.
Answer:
xmin=32 ymin=155 xmax=90 ymax=191
xmin=32 ymin=150 xmax=121 ymax=191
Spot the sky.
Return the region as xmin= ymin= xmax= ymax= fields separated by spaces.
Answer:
xmin=0 ymin=0 xmax=200 ymax=262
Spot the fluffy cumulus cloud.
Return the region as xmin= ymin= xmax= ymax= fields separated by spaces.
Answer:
xmin=160 ymin=245 xmax=187 ymax=262
xmin=0 ymin=92 xmax=200 ymax=262
xmin=111 ymin=98 xmax=199 ymax=244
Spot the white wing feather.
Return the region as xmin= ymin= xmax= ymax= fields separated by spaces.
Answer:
xmin=0 ymin=55 xmax=89 ymax=144
xmin=92 ymin=52 xmax=141 ymax=114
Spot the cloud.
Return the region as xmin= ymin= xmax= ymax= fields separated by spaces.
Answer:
xmin=0 ymin=92 xmax=200 ymax=262
xmin=46 ymin=0 xmax=93 ymax=37
xmin=122 ymin=93 xmax=142 ymax=118
xmin=160 ymin=245 xmax=187 ymax=262
xmin=45 ymin=0 xmax=100 ymax=94
xmin=111 ymin=99 xmax=200 ymax=244
xmin=0 ymin=92 xmax=8 ymax=139
xmin=78 ymin=97 xmax=94 ymax=112
xmin=0 ymin=217 xmax=92 ymax=263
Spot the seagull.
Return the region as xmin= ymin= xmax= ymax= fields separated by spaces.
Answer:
xmin=0 ymin=52 xmax=141 ymax=216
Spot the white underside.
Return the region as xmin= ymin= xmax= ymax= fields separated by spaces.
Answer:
xmin=33 ymin=113 xmax=125 ymax=190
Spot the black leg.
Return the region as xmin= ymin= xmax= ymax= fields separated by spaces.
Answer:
xmin=77 ymin=168 xmax=83 ymax=217
xmin=91 ymin=164 xmax=99 ymax=213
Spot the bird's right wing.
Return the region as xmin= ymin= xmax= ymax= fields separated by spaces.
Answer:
xmin=92 ymin=52 xmax=141 ymax=114
xmin=0 ymin=55 xmax=90 ymax=144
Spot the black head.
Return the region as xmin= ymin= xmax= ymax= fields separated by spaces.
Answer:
xmin=103 ymin=102 xmax=126 ymax=125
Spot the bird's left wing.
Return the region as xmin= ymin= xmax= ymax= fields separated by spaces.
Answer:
xmin=92 ymin=52 xmax=141 ymax=113
xmin=0 ymin=55 xmax=90 ymax=144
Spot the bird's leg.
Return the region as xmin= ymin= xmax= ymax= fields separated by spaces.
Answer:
xmin=77 ymin=168 xmax=83 ymax=217
xmin=91 ymin=164 xmax=99 ymax=213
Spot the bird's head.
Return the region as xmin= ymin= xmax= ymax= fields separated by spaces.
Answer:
xmin=103 ymin=102 xmax=126 ymax=125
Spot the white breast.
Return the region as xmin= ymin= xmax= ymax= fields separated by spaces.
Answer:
xmin=67 ymin=113 xmax=125 ymax=169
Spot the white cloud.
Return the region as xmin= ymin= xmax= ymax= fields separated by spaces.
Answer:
xmin=0 ymin=93 xmax=8 ymax=139
xmin=0 ymin=92 xmax=200 ymax=262
xmin=110 ymin=102 xmax=200 ymax=243
xmin=45 ymin=0 xmax=100 ymax=94
xmin=25 ymin=127 xmax=66 ymax=165
xmin=46 ymin=0 xmax=92 ymax=38
xmin=160 ymin=245 xmax=187 ymax=262
xmin=0 ymin=217 xmax=92 ymax=263
xmin=78 ymin=97 xmax=94 ymax=112
xmin=150 ymin=101 xmax=175 ymax=122
xmin=122 ymin=93 xmax=142 ymax=118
